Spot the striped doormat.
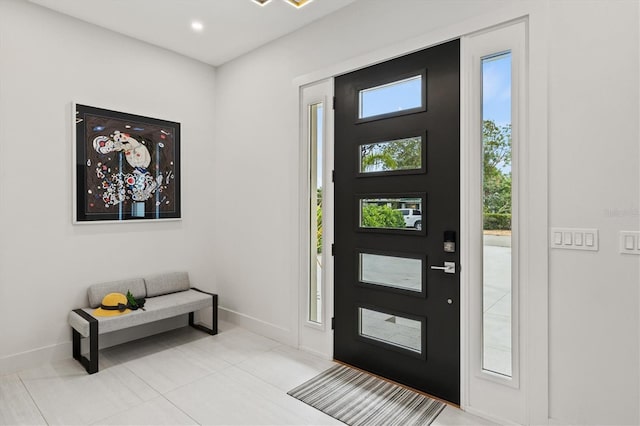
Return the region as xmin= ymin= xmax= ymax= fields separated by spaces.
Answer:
xmin=287 ymin=364 xmax=446 ymax=426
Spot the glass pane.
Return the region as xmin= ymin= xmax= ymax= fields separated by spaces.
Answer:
xmin=359 ymin=75 xmax=422 ymax=119
xmin=359 ymin=253 xmax=422 ymax=292
xmin=359 ymin=307 xmax=422 ymax=353
xmin=481 ymin=52 xmax=512 ymax=377
xmin=309 ymin=103 xmax=323 ymax=324
xmin=359 ymin=197 xmax=423 ymax=231
xmin=359 ymin=136 xmax=422 ymax=173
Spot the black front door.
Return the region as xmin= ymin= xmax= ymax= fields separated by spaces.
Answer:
xmin=333 ymin=40 xmax=460 ymax=404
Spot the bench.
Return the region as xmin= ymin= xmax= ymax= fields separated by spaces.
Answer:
xmin=68 ymin=271 xmax=218 ymax=374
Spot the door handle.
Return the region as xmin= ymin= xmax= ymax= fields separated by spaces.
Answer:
xmin=430 ymin=261 xmax=456 ymax=274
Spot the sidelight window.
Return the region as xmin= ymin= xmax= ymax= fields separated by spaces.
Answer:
xmin=308 ymin=102 xmax=323 ymax=324
xmin=481 ymin=52 xmax=513 ymax=378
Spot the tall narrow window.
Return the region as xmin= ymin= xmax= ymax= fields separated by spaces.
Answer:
xmin=309 ymin=103 xmax=323 ymax=324
xmin=481 ymin=52 xmax=512 ymax=377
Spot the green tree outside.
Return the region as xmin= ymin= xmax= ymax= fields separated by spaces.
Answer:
xmin=483 ymin=120 xmax=512 ymax=229
xmin=361 ymin=204 xmax=406 ymax=228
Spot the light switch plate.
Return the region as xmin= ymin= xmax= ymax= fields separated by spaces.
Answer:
xmin=619 ymin=231 xmax=640 ymax=255
xmin=551 ymin=228 xmax=598 ymax=251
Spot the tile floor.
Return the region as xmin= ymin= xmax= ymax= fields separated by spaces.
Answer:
xmin=0 ymin=321 xmax=494 ymax=425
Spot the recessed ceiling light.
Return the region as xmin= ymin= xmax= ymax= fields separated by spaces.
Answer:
xmin=253 ymin=0 xmax=272 ymax=5
xmin=285 ymin=0 xmax=313 ymax=8
xmin=191 ymin=21 xmax=204 ymax=32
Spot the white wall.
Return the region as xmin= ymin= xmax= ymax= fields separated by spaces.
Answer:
xmin=548 ymin=1 xmax=640 ymax=424
xmin=214 ymin=0 xmax=640 ymax=425
xmin=0 ymin=0 xmax=217 ymax=371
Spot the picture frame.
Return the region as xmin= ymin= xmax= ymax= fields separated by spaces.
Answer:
xmin=74 ymin=104 xmax=181 ymax=223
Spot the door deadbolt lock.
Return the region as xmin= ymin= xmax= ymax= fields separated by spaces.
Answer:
xmin=430 ymin=261 xmax=456 ymax=274
xmin=444 ymin=230 xmax=456 ymax=253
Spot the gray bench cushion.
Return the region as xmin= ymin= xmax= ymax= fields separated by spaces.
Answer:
xmin=87 ymin=277 xmax=146 ymax=308
xmin=69 ymin=289 xmax=212 ymax=337
xmin=145 ymin=271 xmax=190 ymax=297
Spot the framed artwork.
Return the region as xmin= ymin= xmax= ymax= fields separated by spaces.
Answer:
xmin=74 ymin=104 xmax=181 ymax=223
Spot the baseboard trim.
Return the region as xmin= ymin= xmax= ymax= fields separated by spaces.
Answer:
xmin=0 ymin=341 xmax=70 ymax=376
xmin=298 ymin=345 xmax=332 ymax=360
xmin=462 ymin=406 xmax=522 ymax=426
xmin=218 ymin=306 xmax=294 ymax=346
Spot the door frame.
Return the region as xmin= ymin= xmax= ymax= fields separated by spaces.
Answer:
xmin=295 ymin=2 xmax=549 ymax=424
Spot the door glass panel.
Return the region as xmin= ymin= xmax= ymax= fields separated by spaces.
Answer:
xmin=359 ymin=253 xmax=422 ymax=292
xmin=359 ymin=307 xmax=422 ymax=353
xmin=359 ymin=75 xmax=422 ymax=119
xmin=359 ymin=197 xmax=423 ymax=231
xmin=359 ymin=136 xmax=423 ymax=174
xmin=481 ymin=52 xmax=512 ymax=377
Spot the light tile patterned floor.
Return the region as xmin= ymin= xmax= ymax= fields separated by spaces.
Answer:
xmin=1 ymin=321 xmax=493 ymax=425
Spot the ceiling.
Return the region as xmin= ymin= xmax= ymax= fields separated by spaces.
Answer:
xmin=28 ymin=0 xmax=357 ymax=66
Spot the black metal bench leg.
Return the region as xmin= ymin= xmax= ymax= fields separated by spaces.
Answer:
xmin=212 ymin=294 xmax=218 ymax=335
xmin=190 ymin=289 xmax=218 ymax=335
xmin=72 ymin=328 xmax=81 ymax=361
xmin=88 ymin=319 xmax=98 ymax=374
xmin=72 ymin=309 xmax=99 ymax=374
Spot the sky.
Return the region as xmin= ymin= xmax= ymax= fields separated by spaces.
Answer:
xmin=360 ymin=76 xmax=422 ymax=118
xmin=482 ymin=52 xmax=512 ymax=127
xmin=316 ymin=104 xmax=323 ymax=186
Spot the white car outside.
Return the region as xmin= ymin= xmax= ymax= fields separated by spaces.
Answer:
xmin=398 ymin=209 xmax=422 ymax=229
